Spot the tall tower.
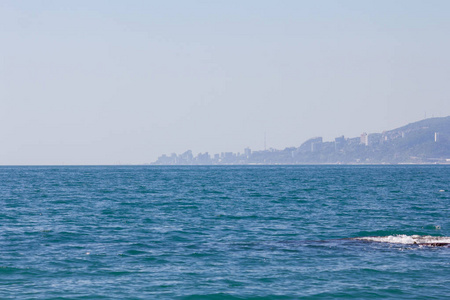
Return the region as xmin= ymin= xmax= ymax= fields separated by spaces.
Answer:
xmin=264 ymin=131 xmax=267 ymax=151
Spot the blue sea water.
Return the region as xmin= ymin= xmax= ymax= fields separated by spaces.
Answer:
xmin=0 ymin=165 xmax=449 ymax=299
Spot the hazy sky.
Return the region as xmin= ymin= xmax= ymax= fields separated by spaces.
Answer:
xmin=1 ymin=0 xmax=450 ymax=165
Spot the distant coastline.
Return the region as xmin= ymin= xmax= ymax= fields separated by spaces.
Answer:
xmin=152 ymin=116 xmax=450 ymax=165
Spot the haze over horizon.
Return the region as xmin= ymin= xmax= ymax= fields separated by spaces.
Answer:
xmin=1 ymin=1 xmax=450 ymax=165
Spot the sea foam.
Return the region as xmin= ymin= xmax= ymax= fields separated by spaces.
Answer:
xmin=353 ymin=235 xmax=450 ymax=245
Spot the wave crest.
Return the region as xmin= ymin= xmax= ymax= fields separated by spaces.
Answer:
xmin=352 ymin=235 xmax=450 ymax=246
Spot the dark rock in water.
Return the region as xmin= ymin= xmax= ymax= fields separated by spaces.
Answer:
xmin=417 ymin=243 xmax=450 ymax=247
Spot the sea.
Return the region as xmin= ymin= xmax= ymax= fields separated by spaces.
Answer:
xmin=0 ymin=165 xmax=449 ymax=299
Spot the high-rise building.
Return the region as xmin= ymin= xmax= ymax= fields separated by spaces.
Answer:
xmin=360 ymin=133 xmax=368 ymax=146
xmin=334 ymin=135 xmax=346 ymax=151
xmin=244 ymin=147 xmax=252 ymax=157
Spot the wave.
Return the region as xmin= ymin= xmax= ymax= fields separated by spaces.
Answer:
xmin=351 ymin=235 xmax=450 ymax=246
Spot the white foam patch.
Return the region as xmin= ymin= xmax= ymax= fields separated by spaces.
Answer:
xmin=353 ymin=235 xmax=450 ymax=245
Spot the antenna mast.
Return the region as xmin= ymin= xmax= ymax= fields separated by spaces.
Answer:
xmin=264 ymin=131 xmax=267 ymax=151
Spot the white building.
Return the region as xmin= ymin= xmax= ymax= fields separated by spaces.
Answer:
xmin=360 ymin=132 xmax=368 ymax=146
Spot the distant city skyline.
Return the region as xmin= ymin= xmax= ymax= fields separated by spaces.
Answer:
xmin=1 ymin=1 xmax=450 ymax=164
xmin=152 ymin=116 xmax=450 ymax=165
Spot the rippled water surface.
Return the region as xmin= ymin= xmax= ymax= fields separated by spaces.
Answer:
xmin=1 ymin=165 xmax=449 ymax=299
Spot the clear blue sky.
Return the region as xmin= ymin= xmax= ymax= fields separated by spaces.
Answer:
xmin=1 ymin=0 xmax=449 ymax=164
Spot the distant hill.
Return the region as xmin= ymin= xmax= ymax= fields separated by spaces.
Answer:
xmin=292 ymin=116 xmax=450 ymax=164
xmin=152 ymin=117 xmax=450 ymax=165
xmin=377 ymin=116 xmax=450 ymax=163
